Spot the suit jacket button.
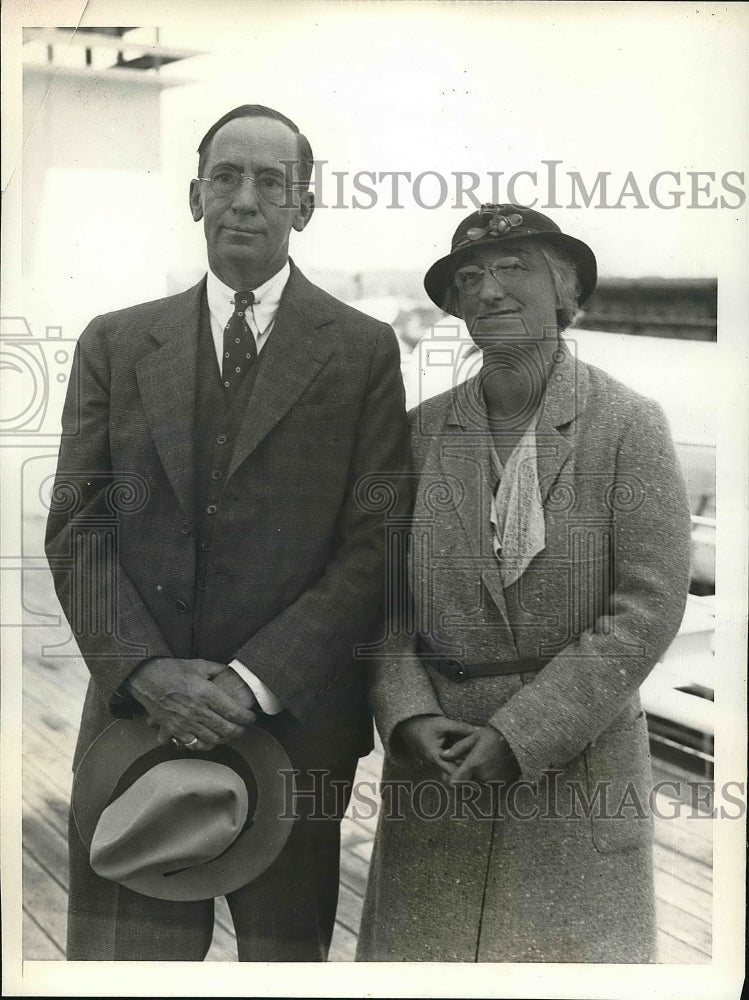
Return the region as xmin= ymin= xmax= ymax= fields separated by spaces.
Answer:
xmin=206 ymin=504 xmax=218 ymax=515
xmin=216 ymin=434 xmax=228 ymax=446
xmin=179 ymin=521 xmax=191 ymax=534
xmin=175 ymin=600 xmax=188 ymax=614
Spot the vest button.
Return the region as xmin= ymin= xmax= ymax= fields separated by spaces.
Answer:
xmin=179 ymin=521 xmax=190 ymax=534
xmin=175 ymin=600 xmax=188 ymax=614
xmin=211 ymin=470 xmax=222 ymax=481
xmin=216 ymin=434 xmax=229 ymax=445
xmin=206 ymin=504 xmax=218 ymax=515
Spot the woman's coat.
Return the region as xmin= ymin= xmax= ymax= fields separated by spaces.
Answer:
xmin=357 ymin=341 xmax=692 ymax=962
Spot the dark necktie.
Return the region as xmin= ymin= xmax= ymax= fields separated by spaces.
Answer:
xmin=221 ymin=290 xmax=257 ymax=402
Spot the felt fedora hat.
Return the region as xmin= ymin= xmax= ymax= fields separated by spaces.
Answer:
xmin=72 ymin=716 xmax=295 ymax=901
xmin=424 ymin=203 xmax=597 ymax=315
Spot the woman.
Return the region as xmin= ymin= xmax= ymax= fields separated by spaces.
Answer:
xmin=356 ymin=204 xmax=692 ymax=963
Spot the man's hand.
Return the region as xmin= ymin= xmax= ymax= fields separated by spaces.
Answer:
xmin=439 ymin=725 xmax=521 ymax=784
xmin=211 ymin=667 xmax=259 ymax=715
xmin=396 ymin=714 xmax=478 ymax=775
xmin=128 ymin=657 xmax=257 ymax=751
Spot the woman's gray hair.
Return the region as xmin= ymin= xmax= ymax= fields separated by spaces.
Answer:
xmin=443 ymin=240 xmax=582 ymax=330
xmin=538 ymin=244 xmax=581 ymax=330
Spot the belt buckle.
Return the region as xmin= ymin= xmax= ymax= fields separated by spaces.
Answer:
xmin=440 ymin=658 xmax=466 ymax=682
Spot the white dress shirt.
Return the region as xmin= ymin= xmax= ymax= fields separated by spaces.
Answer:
xmin=204 ymin=262 xmax=291 ymax=715
xmin=206 ymin=260 xmax=290 ymax=360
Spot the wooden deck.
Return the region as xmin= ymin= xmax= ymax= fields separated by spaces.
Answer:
xmin=20 ymin=561 xmax=713 ymax=964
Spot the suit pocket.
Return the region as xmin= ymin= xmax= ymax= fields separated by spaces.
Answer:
xmin=583 ymin=711 xmax=654 ymax=854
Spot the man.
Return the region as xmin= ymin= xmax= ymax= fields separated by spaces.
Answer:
xmin=45 ymin=105 xmax=410 ymax=961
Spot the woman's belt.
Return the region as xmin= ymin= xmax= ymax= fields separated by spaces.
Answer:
xmin=428 ymin=655 xmax=552 ymax=682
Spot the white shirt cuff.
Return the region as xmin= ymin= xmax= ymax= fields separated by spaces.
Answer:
xmin=228 ymin=659 xmax=284 ymax=715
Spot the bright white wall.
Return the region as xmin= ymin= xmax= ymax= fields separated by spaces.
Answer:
xmin=22 ymin=67 xmax=169 ymax=338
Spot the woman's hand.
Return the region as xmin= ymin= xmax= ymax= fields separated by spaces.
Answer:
xmin=396 ymin=714 xmax=478 ymax=774
xmin=440 ymin=725 xmax=521 ymax=784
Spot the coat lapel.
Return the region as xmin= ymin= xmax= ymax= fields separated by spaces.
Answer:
xmin=535 ymin=337 xmax=588 ymax=503
xmin=434 ymin=341 xmax=588 ymax=620
xmin=135 ymin=280 xmax=204 ymax=522
xmin=436 ymin=377 xmax=510 ymax=617
xmin=226 ymin=266 xmax=335 ymax=481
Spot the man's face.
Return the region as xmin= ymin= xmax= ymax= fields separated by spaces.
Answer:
xmin=454 ymin=241 xmax=559 ymax=365
xmin=189 ymin=116 xmax=314 ymax=288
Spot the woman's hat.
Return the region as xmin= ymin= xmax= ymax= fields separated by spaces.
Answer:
xmin=424 ymin=203 xmax=598 ymax=314
xmin=71 ymin=717 xmax=295 ymax=901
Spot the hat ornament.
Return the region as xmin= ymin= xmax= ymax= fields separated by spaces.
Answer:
xmin=459 ymin=205 xmax=524 ymax=248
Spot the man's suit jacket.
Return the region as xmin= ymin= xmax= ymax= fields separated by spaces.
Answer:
xmin=45 ymin=263 xmax=410 ymax=768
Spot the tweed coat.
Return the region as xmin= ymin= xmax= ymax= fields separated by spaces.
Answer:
xmin=45 ymin=262 xmax=410 ymax=771
xmin=357 ymin=339 xmax=692 ymax=963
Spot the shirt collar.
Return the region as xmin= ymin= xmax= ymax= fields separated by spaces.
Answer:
xmin=206 ymin=260 xmax=291 ymax=328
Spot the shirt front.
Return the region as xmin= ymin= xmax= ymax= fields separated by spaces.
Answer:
xmin=206 ymin=260 xmax=291 ymax=367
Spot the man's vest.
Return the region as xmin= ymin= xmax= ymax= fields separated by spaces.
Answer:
xmin=191 ymin=293 xmax=262 ymax=655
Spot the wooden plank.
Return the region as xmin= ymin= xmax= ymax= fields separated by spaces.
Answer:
xmin=23 ymin=751 xmax=72 ymax=835
xmin=655 ymin=899 xmax=711 ymax=957
xmin=654 ymin=865 xmax=712 ymax=924
xmin=23 ymin=848 xmax=68 ymax=958
xmin=23 ymin=680 xmax=85 ymax=734
xmin=338 ymin=845 xmax=368 ymax=898
xmin=653 ymin=811 xmax=713 ymax=867
xmin=329 ymin=921 xmax=357 ymax=962
xmin=23 ymin=669 xmax=87 ymax=731
xmin=24 ymin=910 xmax=65 ymax=961
xmin=23 ymin=812 xmax=69 ymax=891
xmin=334 ymin=881 xmax=364 ymax=937
xmin=23 ymin=732 xmax=76 ymax=798
xmin=654 ymin=841 xmax=712 ymax=895
xmin=346 ymin=835 xmax=375 ymax=866
xmin=206 ymin=898 xmax=238 ymax=962
xmin=657 ymin=928 xmax=710 ymax=964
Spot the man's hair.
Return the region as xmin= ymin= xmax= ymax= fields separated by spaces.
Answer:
xmin=197 ymin=104 xmax=314 ymax=188
xmin=443 ymin=239 xmax=581 ymax=330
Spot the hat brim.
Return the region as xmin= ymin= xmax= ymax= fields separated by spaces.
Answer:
xmin=424 ymin=231 xmax=597 ymax=317
xmin=72 ymin=717 xmax=295 ymax=901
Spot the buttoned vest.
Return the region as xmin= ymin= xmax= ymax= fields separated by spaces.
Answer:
xmin=191 ymin=293 xmax=262 ymax=655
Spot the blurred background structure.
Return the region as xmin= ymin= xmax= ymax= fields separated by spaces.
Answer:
xmin=7 ymin=2 xmax=746 ymax=973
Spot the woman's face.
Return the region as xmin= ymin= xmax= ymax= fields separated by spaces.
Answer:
xmin=454 ymin=240 xmax=560 ymax=366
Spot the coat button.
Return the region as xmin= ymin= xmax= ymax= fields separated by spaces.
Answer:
xmin=206 ymin=504 xmax=218 ymax=515
xmin=175 ymin=600 xmax=188 ymax=613
xmin=179 ymin=521 xmax=190 ymax=534
xmin=211 ymin=470 xmax=222 ymax=481
xmin=216 ymin=434 xmax=228 ymax=445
